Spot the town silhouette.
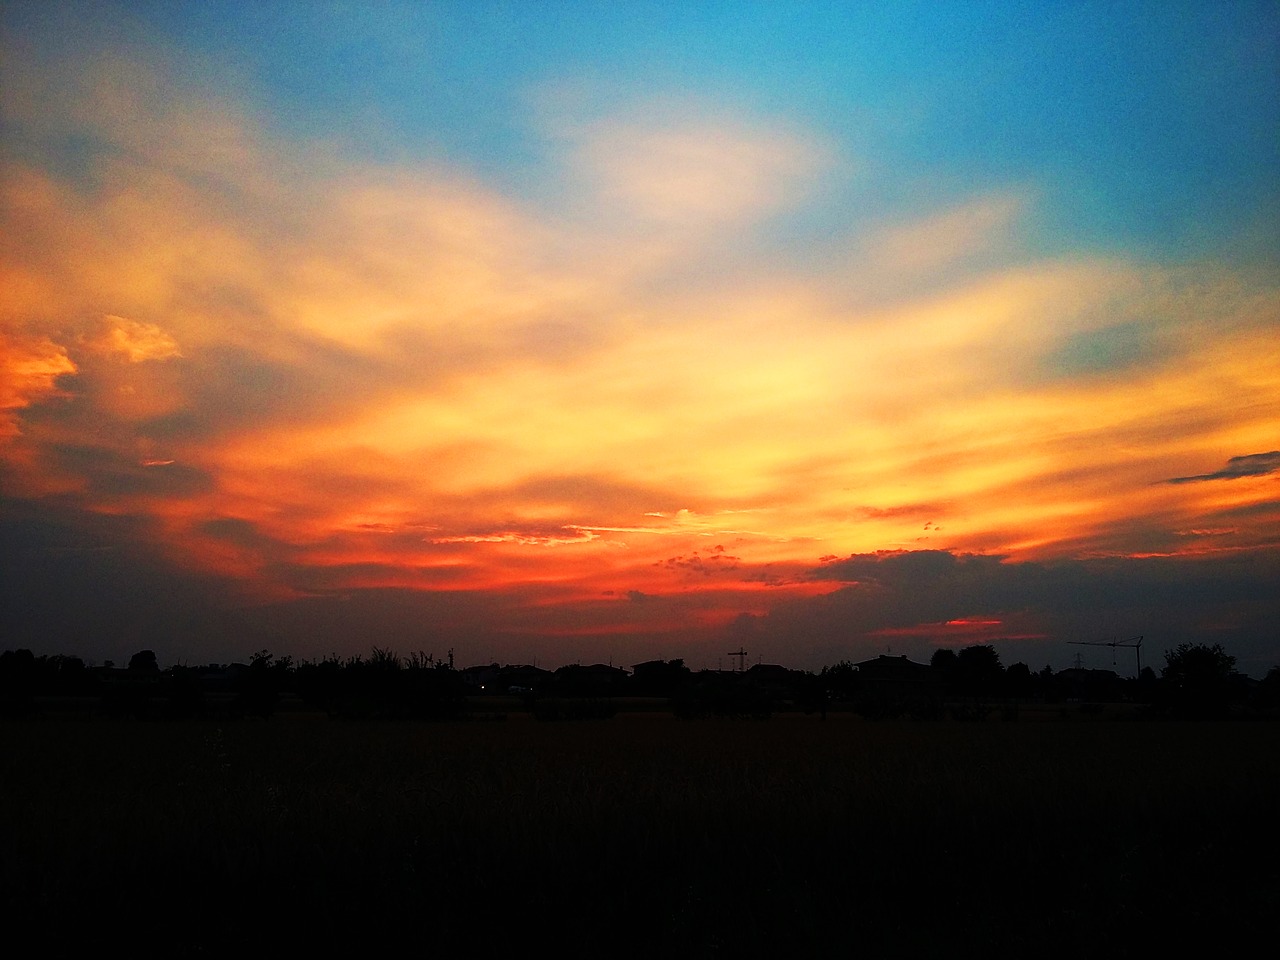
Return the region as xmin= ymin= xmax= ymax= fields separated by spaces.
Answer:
xmin=3 ymin=641 xmax=1277 ymax=956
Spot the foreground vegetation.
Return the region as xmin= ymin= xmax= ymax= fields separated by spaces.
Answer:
xmin=4 ymin=714 xmax=1277 ymax=957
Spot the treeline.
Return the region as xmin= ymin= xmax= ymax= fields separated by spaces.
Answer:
xmin=2 ymin=642 xmax=1277 ymax=721
xmin=0 ymin=647 xmax=470 ymax=721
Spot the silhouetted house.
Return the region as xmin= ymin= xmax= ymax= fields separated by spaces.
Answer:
xmin=551 ymin=663 xmax=629 ymax=697
xmin=745 ymin=663 xmax=792 ymax=683
xmin=853 ymin=655 xmax=939 ymax=716
xmin=854 ymin=654 xmax=933 ymax=684
xmin=498 ymin=664 xmax=552 ymax=695
xmin=745 ymin=663 xmax=798 ymax=701
xmin=460 ymin=663 xmax=500 ymax=692
xmin=630 ymin=659 xmax=691 ymax=696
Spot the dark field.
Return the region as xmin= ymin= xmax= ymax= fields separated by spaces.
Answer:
xmin=4 ymin=713 xmax=1278 ymax=957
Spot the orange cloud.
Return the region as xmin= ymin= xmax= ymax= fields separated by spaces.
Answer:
xmin=95 ymin=316 xmax=182 ymax=363
xmin=3 ymin=52 xmax=1278 ymax=652
xmin=0 ymin=333 xmax=76 ymax=438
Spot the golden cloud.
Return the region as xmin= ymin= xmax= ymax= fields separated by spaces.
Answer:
xmin=2 ymin=53 xmax=1278 ymax=613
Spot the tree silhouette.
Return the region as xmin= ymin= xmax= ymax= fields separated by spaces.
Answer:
xmin=930 ymin=648 xmax=958 ymax=672
xmin=1161 ymin=642 xmax=1236 ymax=718
xmin=819 ymin=660 xmax=859 ymax=701
xmin=128 ymin=650 xmax=160 ymax=673
xmin=1005 ymin=662 xmax=1032 ymax=698
xmin=954 ymin=644 xmax=1003 ymax=698
xmin=1256 ymin=666 xmax=1280 ymax=711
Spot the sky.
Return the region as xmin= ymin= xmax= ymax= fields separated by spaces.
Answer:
xmin=2 ymin=1 xmax=1278 ymax=676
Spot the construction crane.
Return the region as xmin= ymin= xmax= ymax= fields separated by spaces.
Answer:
xmin=1068 ymin=636 xmax=1143 ymax=677
xmin=726 ymin=647 xmax=748 ymax=672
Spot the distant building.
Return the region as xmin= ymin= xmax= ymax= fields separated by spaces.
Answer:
xmin=854 ymin=654 xmax=933 ymax=684
xmin=551 ymin=663 xmax=629 ymax=697
xmin=853 ymin=655 xmax=939 ymax=716
xmin=497 ymin=664 xmax=553 ymax=694
xmin=460 ymin=663 xmax=500 ymax=691
xmin=744 ymin=663 xmax=798 ymax=700
xmin=630 ymin=659 xmax=690 ymax=696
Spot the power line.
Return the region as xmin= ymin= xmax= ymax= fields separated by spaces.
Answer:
xmin=1067 ymin=636 xmax=1143 ymax=676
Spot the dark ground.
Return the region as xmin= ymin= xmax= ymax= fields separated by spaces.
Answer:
xmin=3 ymin=711 xmax=1277 ymax=957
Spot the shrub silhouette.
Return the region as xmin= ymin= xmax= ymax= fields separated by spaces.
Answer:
xmin=295 ymin=648 xmax=465 ymax=720
xmin=236 ymin=650 xmax=291 ymax=719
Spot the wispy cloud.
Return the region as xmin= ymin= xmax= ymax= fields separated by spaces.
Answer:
xmin=573 ymin=108 xmax=828 ymax=227
xmin=864 ymin=192 xmax=1027 ymax=277
xmin=430 ymin=527 xmax=600 ymax=547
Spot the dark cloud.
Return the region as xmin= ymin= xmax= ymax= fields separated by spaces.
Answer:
xmin=811 ymin=549 xmax=978 ymax=583
xmin=1207 ymin=498 xmax=1280 ymax=520
xmin=755 ymin=548 xmax=1280 ymax=677
xmin=1166 ymin=451 xmax=1280 ymax=484
xmin=144 ymin=342 xmax=389 ymax=441
xmin=46 ymin=443 xmax=213 ymax=497
xmin=9 ymin=335 xmax=402 ymax=484
xmin=0 ymin=497 xmax=271 ymax=665
xmin=655 ymin=549 xmax=742 ymax=579
xmin=199 ymin=516 xmax=279 ymax=550
xmin=0 ymin=496 xmax=523 ymax=664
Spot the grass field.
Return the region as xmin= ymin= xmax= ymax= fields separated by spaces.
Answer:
xmin=4 ymin=712 xmax=1277 ymax=957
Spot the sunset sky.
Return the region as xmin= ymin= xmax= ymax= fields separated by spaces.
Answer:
xmin=3 ymin=1 xmax=1277 ymax=675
